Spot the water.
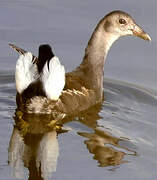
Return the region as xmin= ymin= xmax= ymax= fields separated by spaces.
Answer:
xmin=1 ymin=73 xmax=157 ymax=180
xmin=0 ymin=1 xmax=157 ymax=180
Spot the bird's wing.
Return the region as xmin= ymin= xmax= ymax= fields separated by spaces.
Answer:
xmin=41 ymin=56 xmax=65 ymax=100
xmin=15 ymin=52 xmax=39 ymax=94
xmin=25 ymin=86 xmax=97 ymax=118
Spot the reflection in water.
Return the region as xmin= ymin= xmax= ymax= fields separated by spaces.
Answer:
xmin=8 ymin=100 xmax=136 ymax=179
xmin=77 ymin=104 xmax=136 ymax=168
xmin=8 ymin=110 xmax=66 ymax=180
xmin=3 ymin=74 xmax=157 ymax=179
xmin=79 ymin=129 xmax=127 ymax=167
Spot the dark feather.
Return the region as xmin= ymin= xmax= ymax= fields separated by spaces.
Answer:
xmin=38 ymin=44 xmax=55 ymax=73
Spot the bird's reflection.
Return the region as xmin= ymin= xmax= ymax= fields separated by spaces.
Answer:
xmin=8 ymin=103 xmax=136 ymax=179
xmin=77 ymin=104 xmax=136 ymax=168
xmin=8 ymin=110 xmax=67 ymax=180
xmin=78 ymin=129 xmax=126 ymax=167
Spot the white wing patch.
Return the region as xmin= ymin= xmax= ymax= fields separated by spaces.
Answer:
xmin=41 ymin=56 xmax=65 ymax=100
xmin=15 ymin=52 xmax=38 ymax=94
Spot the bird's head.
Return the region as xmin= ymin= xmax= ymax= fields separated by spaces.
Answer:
xmin=103 ymin=10 xmax=151 ymax=41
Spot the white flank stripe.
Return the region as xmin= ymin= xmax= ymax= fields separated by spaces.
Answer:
xmin=15 ymin=52 xmax=38 ymax=93
xmin=41 ymin=56 xmax=65 ymax=100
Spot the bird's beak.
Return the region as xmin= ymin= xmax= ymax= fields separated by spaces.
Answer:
xmin=131 ymin=24 xmax=151 ymax=41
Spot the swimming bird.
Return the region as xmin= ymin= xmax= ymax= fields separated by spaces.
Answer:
xmin=10 ymin=10 xmax=151 ymax=119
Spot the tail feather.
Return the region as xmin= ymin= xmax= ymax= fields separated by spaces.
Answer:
xmin=9 ymin=43 xmax=27 ymax=55
xmin=9 ymin=43 xmax=38 ymax=63
xmin=41 ymin=56 xmax=65 ymax=100
xmin=15 ymin=52 xmax=38 ymax=94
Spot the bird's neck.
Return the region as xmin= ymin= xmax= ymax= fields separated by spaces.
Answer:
xmin=80 ymin=22 xmax=120 ymax=100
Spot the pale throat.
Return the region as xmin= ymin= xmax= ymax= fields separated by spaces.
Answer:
xmin=80 ymin=27 xmax=120 ymax=100
xmin=84 ymin=28 xmax=119 ymax=66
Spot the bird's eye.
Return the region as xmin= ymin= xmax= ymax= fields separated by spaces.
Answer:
xmin=119 ymin=19 xmax=126 ymax=24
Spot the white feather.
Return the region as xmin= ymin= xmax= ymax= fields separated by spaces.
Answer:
xmin=41 ymin=56 xmax=65 ymax=100
xmin=15 ymin=52 xmax=38 ymax=94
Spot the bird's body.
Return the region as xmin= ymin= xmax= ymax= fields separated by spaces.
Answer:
xmin=10 ymin=10 xmax=151 ymax=118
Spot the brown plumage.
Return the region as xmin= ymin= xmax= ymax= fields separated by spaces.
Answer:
xmin=10 ymin=10 xmax=151 ymax=118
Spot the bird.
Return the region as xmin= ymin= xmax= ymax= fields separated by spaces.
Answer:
xmin=10 ymin=10 xmax=151 ymax=119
